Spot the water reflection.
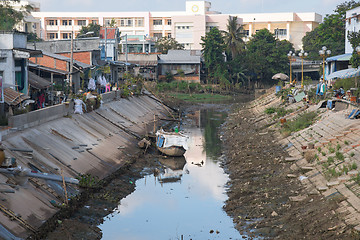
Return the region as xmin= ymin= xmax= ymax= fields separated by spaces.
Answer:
xmin=201 ymin=109 xmax=227 ymax=160
xmin=99 ymin=108 xmax=242 ymax=240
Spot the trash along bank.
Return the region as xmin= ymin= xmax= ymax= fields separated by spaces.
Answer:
xmin=222 ymin=85 xmax=360 ymax=239
xmin=0 ymin=90 xmax=172 ymax=239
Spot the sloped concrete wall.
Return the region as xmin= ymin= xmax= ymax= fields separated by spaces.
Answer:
xmin=0 ymin=94 xmax=170 ymax=239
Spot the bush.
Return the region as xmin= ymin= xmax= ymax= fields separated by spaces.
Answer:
xmin=265 ymin=107 xmax=276 ymax=114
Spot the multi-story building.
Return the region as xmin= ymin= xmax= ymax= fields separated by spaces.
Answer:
xmin=31 ymin=0 xmax=321 ymax=50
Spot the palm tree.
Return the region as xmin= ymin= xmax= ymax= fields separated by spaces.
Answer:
xmin=222 ymin=16 xmax=245 ymax=60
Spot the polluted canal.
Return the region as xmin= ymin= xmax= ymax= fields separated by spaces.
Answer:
xmin=99 ymin=105 xmax=245 ymax=240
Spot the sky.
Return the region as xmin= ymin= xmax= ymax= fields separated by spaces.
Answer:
xmin=35 ymin=0 xmax=347 ymax=18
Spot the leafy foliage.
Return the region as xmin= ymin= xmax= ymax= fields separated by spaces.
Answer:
xmin=303 ymin=1 xmax=360 ymax=60
xmin=155 ymin=37 xmax=183 ymax=54
xmin=0 ymin=0 xmax=33 ymax=31
xmin=348 ymin=31 xmax=360 ymax=68
xmin=78 ymin=23 xmax=101 ymax=38
xmin=245 ymin=29 xmax=293 ymax=84
xmin=201 ymin=27 xmax=226 ymax=84
xmin=222 ymin=16 xmax=245 ymax=60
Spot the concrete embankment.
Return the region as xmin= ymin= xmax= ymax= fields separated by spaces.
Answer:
xmin=0 ymin=91 xmax=171 ymax=239
xmin=248 ymin=86 xmax=360 ymax=236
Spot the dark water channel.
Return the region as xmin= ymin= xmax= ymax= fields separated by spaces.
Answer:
xmin=99 ymin=106 xmax=244 ymax=240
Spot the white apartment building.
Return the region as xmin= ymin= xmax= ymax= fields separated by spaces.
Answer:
xmin=28 ymin=0 xmax=321 ymax=50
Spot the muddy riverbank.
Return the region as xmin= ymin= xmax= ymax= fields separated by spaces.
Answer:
xmin=222 ymin=102 xmax=357 ymax=239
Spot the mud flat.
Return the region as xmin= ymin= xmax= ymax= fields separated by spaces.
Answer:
xmin=222 ymin=87 xmax=360 ymax=239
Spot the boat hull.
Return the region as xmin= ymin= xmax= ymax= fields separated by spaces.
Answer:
xmin=157 ymin=146 xmax=186 ymax=157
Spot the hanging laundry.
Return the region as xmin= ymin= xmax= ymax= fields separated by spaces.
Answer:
xmin=101 ymin=75 xmax=107 ymax=87
xmin=88 ymin=78 xmax=96 ymax=91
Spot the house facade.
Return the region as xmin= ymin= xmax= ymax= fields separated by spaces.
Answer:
xmin=0 ymin=31 xmax=34 ymax=95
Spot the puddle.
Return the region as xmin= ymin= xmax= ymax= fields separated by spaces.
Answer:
xmin=99 ymin=107 xmax=244 ymax=239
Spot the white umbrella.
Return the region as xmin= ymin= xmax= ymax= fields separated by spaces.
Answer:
xmin=272 ymin=73 xmax=289 ymax=81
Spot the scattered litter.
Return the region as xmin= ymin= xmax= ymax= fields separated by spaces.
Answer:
xmin=117 ymin=146 xmax=125 ymax=149
xmin=283 ymin=142 xmax=294 ymax=150
xmin=84 ymin=206 xmax=90 ymax=209
xmin=299 ymin=176 xmax=308 ymax=181
xmin=72 ymin=146 xmax=79 ymax=149
xmin=271 ymin=211 xmax=278 ymax=217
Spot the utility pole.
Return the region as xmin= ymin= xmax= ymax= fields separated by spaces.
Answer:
xmin=104 ymin=27 xmax=107 ymax=60
xmin=69 ymin=31 xmax=74 ymax=96
xmin=125 ymin=34 xmax=128 ymax=72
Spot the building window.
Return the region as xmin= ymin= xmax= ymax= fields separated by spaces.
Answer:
xmin=77 ymin=20 xmax=86 ymax=26
xmin=48 ymin=33 xmax=58 ymax=39
xmin=135 ymin=18 xmax=144 ymax=27
xmin=105 ymin=19 xmax=111 ymax=26
xmin=48 ymin=20 xmax=57 ymax=26
xmin=92 ymin=20 xmax=98 ymax=25
xmin=120 ymin=18 xmax=133 ymax=27
xmin=167 ymin=19 xmax=171 ymax=25
xmin=177 ymin=26 xmax=181 ymax=29
xmin=62 ymin=33 xmax=71 ymax=39
xmin=15 ymin=60 xmax=22 ymax=67
xmin=274 ymin=28 xmax=287 ymax=36
xmin=167 ymin=33 xmax=172 ymax=38
xmin=153 ymin=19 xmax=162 ymax=25
xmin=62 ymin=20 xmax=72 ymax=26
xmin=153 ymin=33 xmax=162 ymax=39
xmin=241 ymin=30 xmax=249 ymax=36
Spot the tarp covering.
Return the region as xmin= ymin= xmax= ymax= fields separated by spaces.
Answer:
xmin=327 ymin=68 xmax=359 ymax=80
xmin=156 ymin=129 xmax=188 ymax=150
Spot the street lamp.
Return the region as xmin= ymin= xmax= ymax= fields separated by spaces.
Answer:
xmin=287 ymin=51 xmax=296 ymax=85
xmin=319 ymin=46 xmax=331 ymax=85
xmin=299 ymin=50 xmax=308 ymax=89
xmin=68 ymin=31 xmax=94 ymax=96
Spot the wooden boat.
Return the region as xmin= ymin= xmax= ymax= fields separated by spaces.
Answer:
xmin=156 ymin=129 xmax=188 ymax=157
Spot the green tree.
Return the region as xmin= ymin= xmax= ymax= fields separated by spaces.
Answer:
xmin=348 ymin=31 xmax=360 ymax=67
xmin=27 ymin=32 xmax=42 ymax=42
xmin=303 ymin=1 xmax=360 ymax=60
xmin=0 ymin=0 xmax=33 ymax=31
xmin=78 ymin=23 xmax=100 ymax=38
xmin=201 ymin=27 xmax=226 ymax=84
xmin=222 ymin=16 xmax=245 ymax=60
xmin=245 ymin=29 xmax=293 ymax=85
xmin=155 ymin=37 xmax=183 ymax=54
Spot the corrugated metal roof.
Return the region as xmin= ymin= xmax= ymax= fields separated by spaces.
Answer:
xmin=3 ymin=88 xmax=29 ymax=106
xmin=158 ymin=50 xmax=201 ymax=64
xmin=28 ymin=71 xmax=51 ymax=90
xmin=29 ymin=62 xmax=68 ymax=75
xmin=326 ymin=53 xmax=352 ymax=62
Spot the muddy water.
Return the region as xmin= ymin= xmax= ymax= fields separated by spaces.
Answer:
xmin=99 ymin=107 xmax=244 ymax=240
